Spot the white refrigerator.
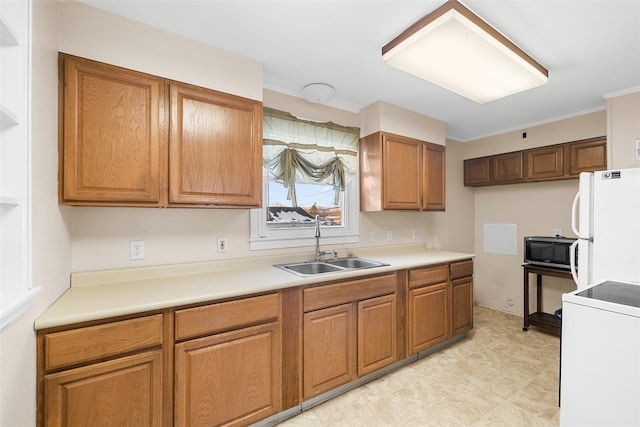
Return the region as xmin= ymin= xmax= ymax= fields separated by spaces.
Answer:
xmin=561 ymin=168 xmax=640 ymax=426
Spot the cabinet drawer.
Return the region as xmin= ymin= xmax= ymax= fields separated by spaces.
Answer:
xmin=450 ymin=260 xmax=473 ymax=280
xmin=303 ymin=273 xmax=396 ymax=312
xmin=408 ymin=264 xmax=449 ymax=289
xmin=175 ymin=293 xmax=280 ymax=341
xmin=44 ymin=314 xmax=163 ymax=371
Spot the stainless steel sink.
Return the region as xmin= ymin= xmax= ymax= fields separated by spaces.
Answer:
xmin=274 ymin=258 xmax=389 ymax=277
xmin=325 ymin=258 xmax=385 ymax=269
xmin=280 ymin=262 xmax=343 ymax=275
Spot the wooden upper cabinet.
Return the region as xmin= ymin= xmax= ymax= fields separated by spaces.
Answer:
xmin=423 ymin=143 xmax=446 ymax=211
xmin=59 ymin=54 xmax=164 ymax=206
xmin=360 ymin=131 xmax=446 ymax=211
xmin=491 ymin=151 xmax=524 ymax=183
xmin=566 ymin=137 xmax=607 ymax=176
xmin=526 ymin=145 xmax=564 ymax=181
xmin=59 ymin=54 xmax=262 ymax=208
xmin=168 ymin=82 xmax=262 ymax=207
xmin=464 ymin=137 xmax=606 ymax=187
xmin=463 ymin=157 xmax=491 ymax=186
xmin=382 ymin=133 xmax=422 ymax=210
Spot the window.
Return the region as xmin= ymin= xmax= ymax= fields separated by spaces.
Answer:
xmin=250 ymin=108 xmax=360 ymax=250
xmin=0 ymin=0 xmax=39 ymax=331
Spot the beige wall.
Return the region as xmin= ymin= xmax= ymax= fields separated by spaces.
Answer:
xmin=59 ymin=3 xmax=468 ymax=273
xmin=464 ymin=107 xmax=640 ymax=316
xmin=0 ymin=1 xmax=70 ymax=426
xmin=607 ymin=91 xmax=640 ymax=169
xmin=58 ymin=1 xmax=262 ymax=101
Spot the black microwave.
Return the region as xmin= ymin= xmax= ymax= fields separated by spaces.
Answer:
xmin=524 ymin=236 xmax=577 ymax=270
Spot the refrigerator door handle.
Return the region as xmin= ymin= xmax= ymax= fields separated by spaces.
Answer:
xmin=570 ymin=239 xmax=579 ymax=286
xmin=571 ymin=190 xmax=581 ymax=237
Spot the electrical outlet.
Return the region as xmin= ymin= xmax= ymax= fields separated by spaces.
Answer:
xmin=130 ymin=240 xmax=144 ymax=260
xmin=554 ymin=228 xmax=562 ymax=237
xmin=387 ymin=230 xmax=393 ymax=241
xmin=635 ymin=138 xmax=640 ymax=161
xmin=412 ymin=229 xmax=418 ymax=240
xmin=369 ymin=231 xmax=376 ymax=242
xmin=217 ymin=237 xmax=227 ymax=253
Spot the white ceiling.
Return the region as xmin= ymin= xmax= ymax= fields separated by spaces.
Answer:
xmin=80 ymin=0 xmax=640 ymax=142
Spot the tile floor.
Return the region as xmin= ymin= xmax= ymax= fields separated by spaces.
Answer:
xmin=278 ymin=305 xmax=561 ymax=426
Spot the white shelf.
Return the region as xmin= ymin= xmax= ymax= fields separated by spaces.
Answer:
xmin=0 ymin=105 xmax=19 ymax=127
xmin=0 ymin=17 xmax=19 ymax=46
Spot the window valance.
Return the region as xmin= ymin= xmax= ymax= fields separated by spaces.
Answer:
xmin=263 ymin=107 xmax=360 ymax=206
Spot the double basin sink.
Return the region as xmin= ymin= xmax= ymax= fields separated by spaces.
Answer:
xmin=274 ymin=257 xmax=389 ymax=277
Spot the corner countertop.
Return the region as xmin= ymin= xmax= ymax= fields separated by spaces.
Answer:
xmin=35 ymin=244 xmax=474 ymax=330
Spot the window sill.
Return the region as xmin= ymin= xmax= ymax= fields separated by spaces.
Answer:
xmin=1 ymin=287 xmax=41 ymax=331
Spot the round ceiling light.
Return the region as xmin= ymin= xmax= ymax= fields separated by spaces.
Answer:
xmin=301 ymin=83 xmax=335 ymax=104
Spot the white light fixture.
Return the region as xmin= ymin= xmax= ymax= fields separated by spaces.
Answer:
xmin=382 ymin=0 xmax=548 ymax=104
xmin=301 ymin=83 xmax=335 ymax=104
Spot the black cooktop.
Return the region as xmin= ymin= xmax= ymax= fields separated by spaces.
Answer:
xmin=576 ymin=281 xmax=640 ymax=308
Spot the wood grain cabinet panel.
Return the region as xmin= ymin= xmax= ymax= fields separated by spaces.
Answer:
xmin=382 ymin=133 xmax=422 ymax=210
xmin=464 ymin=157 xmax=491 ymax=186
xmin=526 ymin=145 xmax=564 ymax=181
xmin=407 ymin=282 xmax=450 ymax=354
xmin=452 ymin=277 xmax=474 ymax=336
xmin=360 ymin=131 xmax=446 ymax=211
xmin=303 ymin=303 xmax=356 ymax=399
xmin=59 ymin=54 xmax=164 ymax=206
xmin=491 ymin=151 xmax=524 ymax=183
xmin=357 ymin=294 xmax=397 ymax=376
xmin=44 ymin=314 xmax=163 ymax=371
xmin=175 ymin=322 xmax=282 ymax=427
xmin=422 ymin=143 xmax=446 ymax=211
xmin=174 ymin=293 xmax=280 ymax=341
xmin=168 ymin=82 xmax=262 ymax=207
xmin=566 ymin=137 xmax=607 ymax=176
xmin=44 ymin=350 xmax=163 ymax=427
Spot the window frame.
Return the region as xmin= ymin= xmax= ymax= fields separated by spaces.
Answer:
xmin=249 ymin=166 xmax=360 ymax=251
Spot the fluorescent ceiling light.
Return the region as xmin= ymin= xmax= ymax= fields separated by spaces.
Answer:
xmin=382 ymin=0 xmax=548 ymax=104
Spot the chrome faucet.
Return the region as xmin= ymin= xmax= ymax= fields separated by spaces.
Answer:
xmin=314 ymin=214 xmax=337 ymax=261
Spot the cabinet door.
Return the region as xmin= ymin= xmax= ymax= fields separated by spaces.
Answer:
xmin=382 ymin=134 xmax=422 ymax=210
xmin=44 ymin=350 xmax=163 ymax=427
xmin=407 ymin=282 xmax=450 ymax=354
xmin=303 ymin=303 xmax=356 ymax=399
xmin=526 ymin=145 xmax=564 ymax=181
xmin=491 ymin=152 xmax=524 ymax=183
xmin=175 ymin=322 xmax=281 ymax=427
xmin=357 ymin=294 xmax=397 ymax=376
xmin=60 ymin=54 xmax=164 ymax=205
xmin=566 ymin=138 xmax=607 ymax=176
xmin=463 ymin=157 xmax=491 ymax=186
xmin=452 ymin=277 xmax=474 ymax=336
xmin=169 ymin=82 xmax=262 ymax=207
xmin=422 ymin=143 xmax=445 ymax=211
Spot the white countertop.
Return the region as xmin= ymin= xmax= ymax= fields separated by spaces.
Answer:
xmin=35 ymin=244 xmax=474 ymax=330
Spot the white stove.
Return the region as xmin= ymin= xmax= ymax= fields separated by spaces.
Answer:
xmin=560 ymin=280 xmax=640 ymax=426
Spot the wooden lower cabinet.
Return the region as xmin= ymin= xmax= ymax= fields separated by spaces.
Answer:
xmin=302 ymin=273 xmax=398 ymax=400
xmin=357 ymin=294 xmax=397 ymax=376
xmin=303 ymin=303 xmax=356 ymax=399
xmin=44 ymin=350 xmax=163 ymax=427
xmin=174 ymin=322 xmax=282 ymax=427
xmin=407 ymin=282 xmax=450 ymax=354
xmin=450 ymin=259 xmax=474 ymax=336
xmin=452 ymin=277 xmax=474 ymax=336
